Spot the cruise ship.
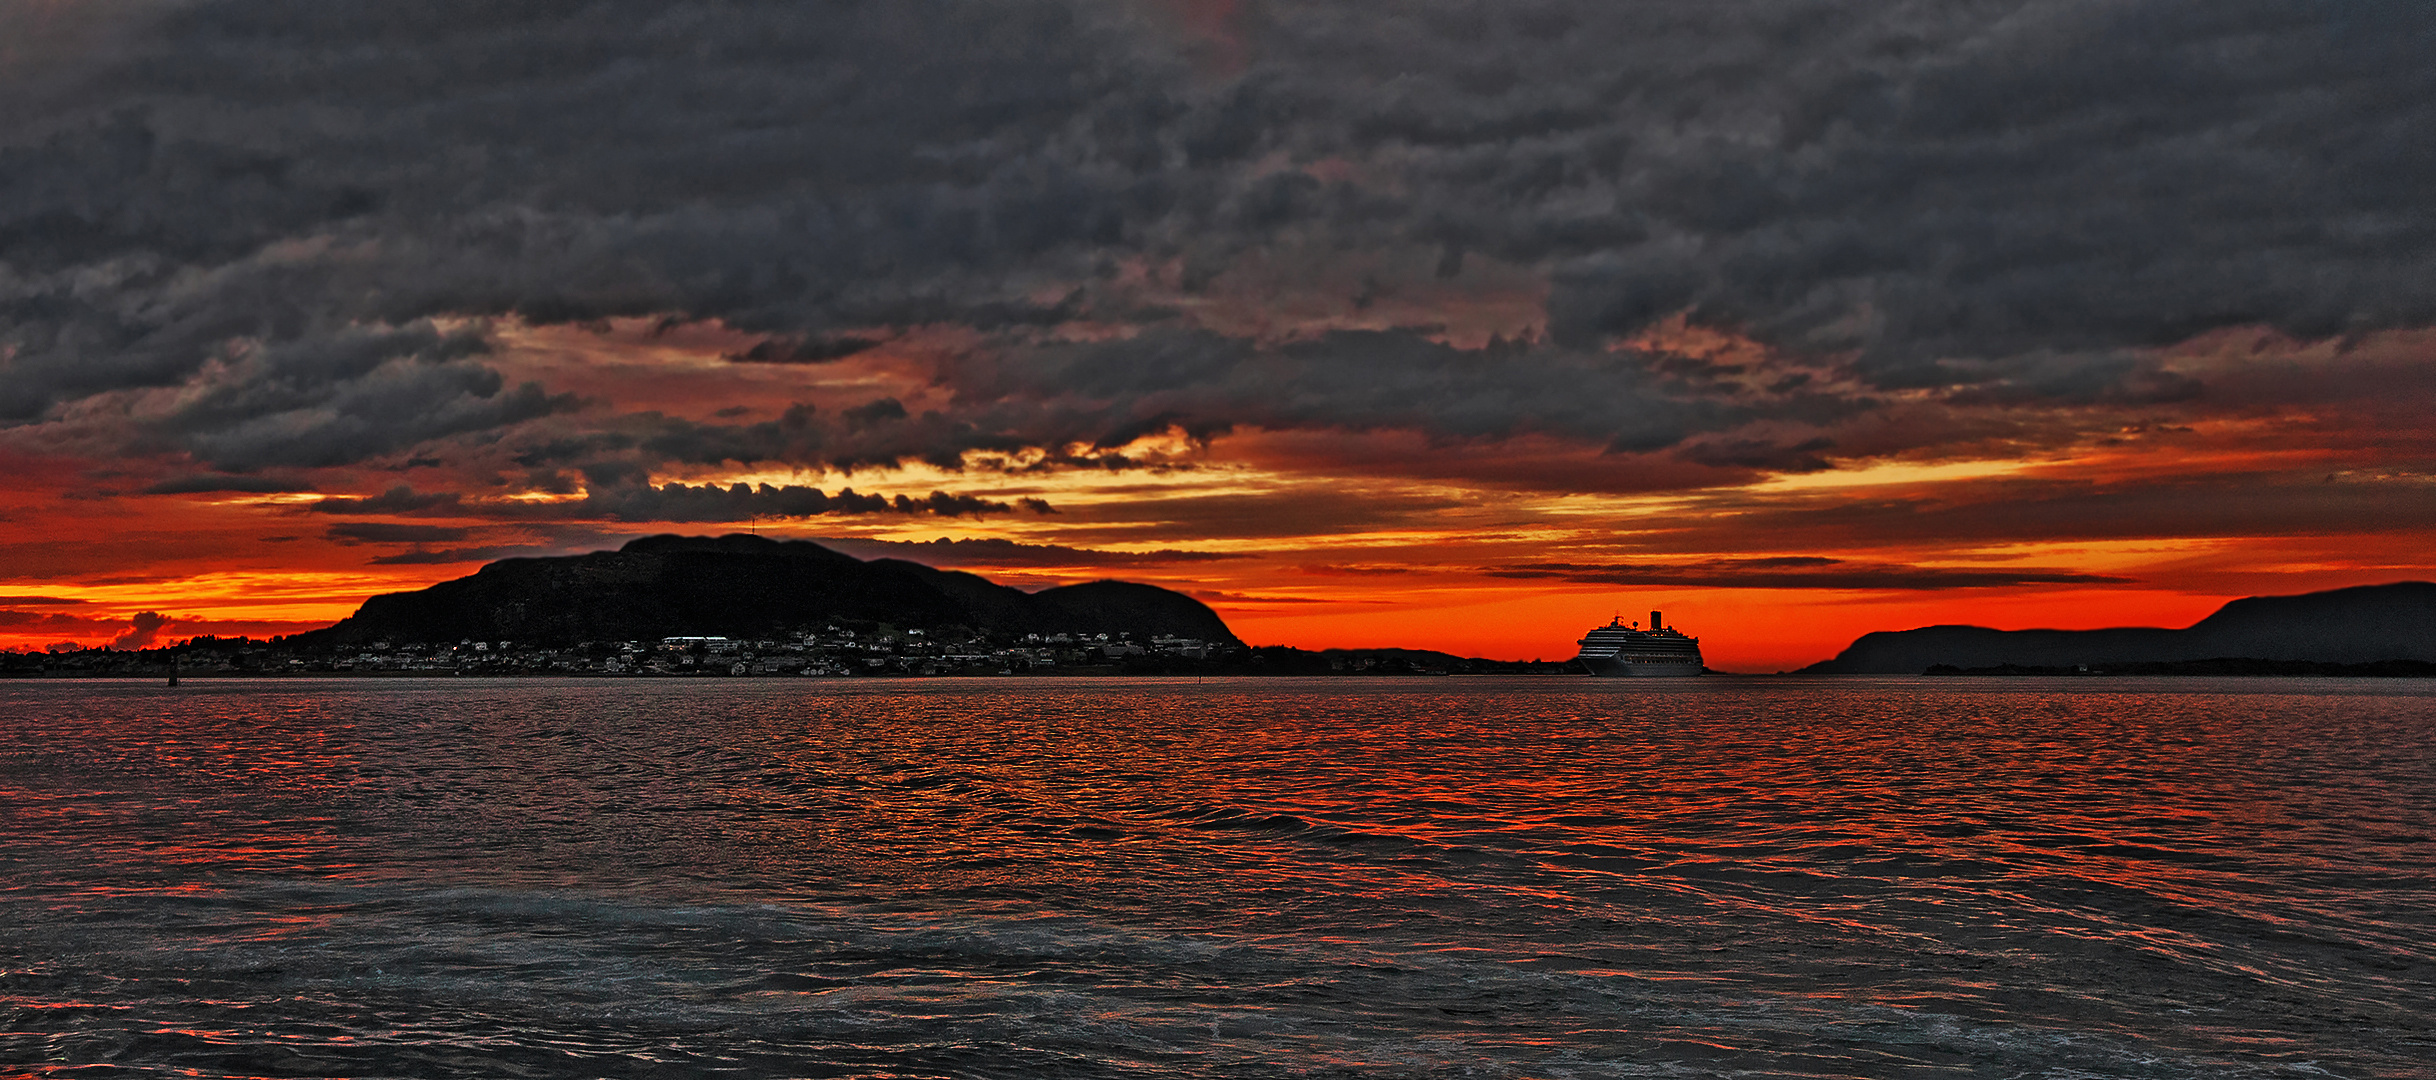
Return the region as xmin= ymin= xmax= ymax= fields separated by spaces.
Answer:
xmin=1575 ymin=610 xmax=1705 ymax=676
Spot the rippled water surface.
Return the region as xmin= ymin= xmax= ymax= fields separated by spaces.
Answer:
xmin=2 ymin=676 xmax=2431 ymax=1078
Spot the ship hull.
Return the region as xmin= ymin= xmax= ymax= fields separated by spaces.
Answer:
xmin=1583 ymin=656 xmax=1705 ymax=677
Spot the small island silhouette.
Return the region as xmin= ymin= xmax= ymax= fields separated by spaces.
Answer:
xmin=295 ymin=533 xmax=1239 ymax=650
xmin=5 ymin=535 xmax=1575 ymax=678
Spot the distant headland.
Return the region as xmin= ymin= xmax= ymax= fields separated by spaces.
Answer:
xmin=1801 ymin=582 xmax=2436 ymax=675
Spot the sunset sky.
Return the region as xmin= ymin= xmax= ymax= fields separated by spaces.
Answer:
xmin=3 ymin=1 xmax=2432 ymax=670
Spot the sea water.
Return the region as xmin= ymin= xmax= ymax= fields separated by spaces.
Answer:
xmin=0 ymin=676 xmax=2429 ymax=1078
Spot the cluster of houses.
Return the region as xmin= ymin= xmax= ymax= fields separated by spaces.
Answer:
xmin=325 ymin=628 xmax=1226 ymax=677
xmin=4 ymin=627 xmax=1227 ymax=677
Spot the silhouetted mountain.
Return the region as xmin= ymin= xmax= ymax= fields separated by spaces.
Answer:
xmin=291 ymin=534 xmax=1238 ymax=647
xmin=1802 ymin=582 xmax=2436 ymax=674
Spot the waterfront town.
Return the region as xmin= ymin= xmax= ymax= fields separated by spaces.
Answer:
xmin=4 ymin=626 xmax=1234 ymax=679
xmin=0 ymin=624 xmax=1596 ymax=678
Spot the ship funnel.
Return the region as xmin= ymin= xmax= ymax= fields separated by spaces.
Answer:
xmin=1651 ymin=610 xmax=1663 ymax=631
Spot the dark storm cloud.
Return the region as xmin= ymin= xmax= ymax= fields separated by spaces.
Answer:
xmin=841 ymin=398 xmax=910 ymax=430
xmin=1031 ymin=485 xmax=1472 ymax=544
xmin=558 ymin=482 xmax=1015 ymax=524
xmin=367 ymin=545 xmax=558 ymax=566
xmin=1492 ymin=559 xmax=2133 ymax=591
xmin=2 ymin=0 xmax=2428 ymax=479
xmin=305 ymin=486 xmax=465 ymax=515
xmin=1667 ymin=469 xmax=2436 ymax=552
xmin=295 ymin=479 xmax=1038 ymax=525
xmin=925 ymin=328 xmax=1752 ymax=452
xmin=559 ymin=481 xmax=888 ymax=522
xmin=0 ymin=611 xmax=92 ymax=628
xmin=141 ymin=473 xmax=317 ymax=495
xmin=324 ymin=523 xmax=474 ymax=545
xmin=1674 ymin=435 xmax=1839 ymax=473
xmin=136 ymin=323 xmax=582 ymax=471
xmin=110 ymin=610 xmax=171 ymax=650
xmin=0 ymin=0 xmax=1166 ymax=470
xmin=1343 ymin=2 xmax=2436 ymax=366
xmin=722 ymin=337 xmax=883 ymax=365
xmin=891 ymin=491 xmax=1025 ymax=517
xmin=0 ymin=606 xmax=182 ymax=648
xmin=814 ymin=536 xmax=1245 ymax=568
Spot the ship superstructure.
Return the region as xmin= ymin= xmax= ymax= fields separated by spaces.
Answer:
xmin=1575 ymin=610 xmax=1704 ymax=676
